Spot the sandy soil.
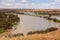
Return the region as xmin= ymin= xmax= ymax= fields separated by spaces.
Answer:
xmin=0 ymin=29 xmax=59 ymax=40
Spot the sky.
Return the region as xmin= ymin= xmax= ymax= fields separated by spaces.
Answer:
xmin=0 ymin=0 xmax=60 ymax=9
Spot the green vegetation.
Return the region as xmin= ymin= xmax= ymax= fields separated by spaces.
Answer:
xmin=47 ymin=17 xmax=53 ymax=20
xmin=53 ymin=18 xmax=58 ymax=22
xmin=53 ymin=18 xmax=60 ymax=22
xmin=0 ymin=13 xmax=20 ymax=34
xmin=47 ymin=17 xmax=60 ymax=23
xmin=27 ymin=27 xmax=58 ymax=35
xmin=0 ymin=28 xmax=4 ymax=33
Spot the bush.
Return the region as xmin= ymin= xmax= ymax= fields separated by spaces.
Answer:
xmin=52 ymin=18 xmax=60 ymax=23
xmin=47 ymin=17 xmax=60 ymax=23
xmin=47 ymin=17 xmax=53 ymax=20
xmin=0 ymin=28 xmax=4 ymax=33
xmin=57 ymin=20 xmax=60 ymax=22
xmin=53 ymin=18 xmax=57 ymax=22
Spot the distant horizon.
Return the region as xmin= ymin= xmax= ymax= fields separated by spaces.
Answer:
xmin=0 ymin=8 xmax=60 ymax=10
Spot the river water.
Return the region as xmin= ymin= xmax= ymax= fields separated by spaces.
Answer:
xmin=11 ymin=14 xmax=60 ymax=35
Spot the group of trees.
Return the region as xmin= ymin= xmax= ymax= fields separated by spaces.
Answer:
xmin=0 ymin=12 xmax=20 ymax=33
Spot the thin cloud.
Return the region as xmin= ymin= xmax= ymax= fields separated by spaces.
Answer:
xmin=21 ymin=0 xmax=28 ymax=2
xmin=0 ymin=0 xmax=15 ymax=3
xmin=0 ymin=0 xmax=60 ymax=9
xmin=54 ymin=0 xmax=60 ymax=2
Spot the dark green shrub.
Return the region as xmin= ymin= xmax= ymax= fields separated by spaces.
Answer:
xmin=0 ymin=28 xmax=4 ymax=33
xmin=57 ymin=20 xmax=60 ymax=23
xmin=53 ymin=18 xmax=57 ymax=22
xmin=47 ymin=17 xmax=53 ymax=20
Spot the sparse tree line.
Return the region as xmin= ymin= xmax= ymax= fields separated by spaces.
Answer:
xmin=39 ymin=14 xmax=60 ymax=23
xmin=27 ymin=27 xmax=58 ymax=35
xmin=6 ymin=27 xmax=58 ymax=38
xmin=0 ymin=12 xmax=20 ymax=33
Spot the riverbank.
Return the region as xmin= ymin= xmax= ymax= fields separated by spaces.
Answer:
xmin=0 ymin=29 xmax=59 ymax=40
xmin=0 ymin=13 xmax=20 ymax=34
xmin=0 ymin=14 xmax=59 ymax=40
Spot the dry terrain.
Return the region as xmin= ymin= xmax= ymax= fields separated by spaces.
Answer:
xmin=0 ymin=29 xmax=59 ymax=40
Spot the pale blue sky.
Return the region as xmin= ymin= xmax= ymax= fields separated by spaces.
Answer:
xmin=0 ymin=0 xmax=60 ymax=9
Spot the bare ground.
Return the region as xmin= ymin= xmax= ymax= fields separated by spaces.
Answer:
xmin=0 ymin=29 xmax=59 ymax=40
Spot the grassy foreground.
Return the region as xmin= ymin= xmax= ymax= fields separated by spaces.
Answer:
xmin=0 ymin=29 xmax=59 ymax=40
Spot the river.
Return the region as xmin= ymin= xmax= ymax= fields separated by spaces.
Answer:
xmin=11 ymin=14 xmax=60 ymax=35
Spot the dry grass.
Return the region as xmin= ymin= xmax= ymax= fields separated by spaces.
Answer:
xmin=0 ymin=29 xmax=59 ymax=40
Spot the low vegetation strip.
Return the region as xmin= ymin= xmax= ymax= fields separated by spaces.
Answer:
xmin=4 ymin=27 xmax=58 ymax=38
xmin=27 ymin=27 xmax=58 ymax=35
xmin=0 ymin=13 xmax=20 ymax=34
xmin=6 ymin=33 xmax=24 ymax=38
xmin=47 ymin=17 xmax=60 ymax=23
